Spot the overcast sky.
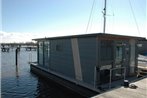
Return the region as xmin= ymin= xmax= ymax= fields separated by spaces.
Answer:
xmin=1 ymin=0 xmax=146 ymax=43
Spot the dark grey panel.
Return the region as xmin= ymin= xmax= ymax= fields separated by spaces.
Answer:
xmin=78 ymin=37 xmax=96 ymax=85
xmin=49 ymin=39 xmax=75 ymax=79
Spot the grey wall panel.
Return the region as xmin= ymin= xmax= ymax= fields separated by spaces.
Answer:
xmin=78 ymin=37 xmax=96 ymax=85
xmin=49 ymin=39 xmax=75 ymax=79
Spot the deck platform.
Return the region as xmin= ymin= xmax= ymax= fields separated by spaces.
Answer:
xmin=92 ymin=76 xmax=147 ymax=98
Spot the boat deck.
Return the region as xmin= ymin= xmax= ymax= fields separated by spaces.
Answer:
xmin=92 ymin=76 xmax=147 ymax=98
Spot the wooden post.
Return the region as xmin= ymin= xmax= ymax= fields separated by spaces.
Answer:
xmin=15 ymin=48 xmax=19 ymax=77
xmin=15 ymin=48 xmax=18 ymax=66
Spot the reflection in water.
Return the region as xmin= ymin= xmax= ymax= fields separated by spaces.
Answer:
xmin=1 ymin=48 xmax=85 ymax=98
xmin=15 ymin=65 xmax=19 ymax=78
xmin=35 ymin=77 xmax=85 ymax=98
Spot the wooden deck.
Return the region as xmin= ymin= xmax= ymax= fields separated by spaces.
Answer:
xmin=92 ymin=76 xmax=147 ymax=98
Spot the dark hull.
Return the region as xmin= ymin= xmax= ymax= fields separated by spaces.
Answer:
xmin=30 ymin=63 xmax=99 ymax=97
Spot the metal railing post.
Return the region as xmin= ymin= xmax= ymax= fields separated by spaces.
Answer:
xmin=109 ymin=69 xmax=112 ymax=89
xmin=109 ymin=67 xmax=126 ymax=89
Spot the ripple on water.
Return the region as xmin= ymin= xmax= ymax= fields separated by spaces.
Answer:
xmin=1 ymin=49 xmax=85 ymax=98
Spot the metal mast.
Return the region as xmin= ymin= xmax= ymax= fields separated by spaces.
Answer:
xmin=103 ymin=0 xmax=107 ymax=34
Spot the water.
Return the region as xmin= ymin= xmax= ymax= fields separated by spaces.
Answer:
xmin=1 ymin=48 xmax=85 ymax=98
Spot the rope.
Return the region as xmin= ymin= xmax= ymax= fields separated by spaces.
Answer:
xmin=85 ymin=0 xmax=96 ymax=33
xmin=128 ymin=0 xmax=141 ymax=36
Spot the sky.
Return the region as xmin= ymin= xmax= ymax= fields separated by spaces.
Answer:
xmin=1 ymin=0 xmax=146 ymax=43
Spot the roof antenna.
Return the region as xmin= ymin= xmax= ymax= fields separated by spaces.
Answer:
xmin=103 ymin=0 xmax=107 ymax=34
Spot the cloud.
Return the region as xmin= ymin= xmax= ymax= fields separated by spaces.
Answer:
xmin=0 ymin=31 xmax=42 ymax=43
xmin=0 ymin=31 xmax=83 ymax=43
xmin=0 ymin=25 xmax=146 ymax=44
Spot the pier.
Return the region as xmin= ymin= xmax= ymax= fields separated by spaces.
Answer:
xmin=1 ymin=47 xmax=10 ymax=52
xmin=1 ymin=42 xmax=37 ymax=52
xmin=92 ymin=76 xmax=147 ymax=98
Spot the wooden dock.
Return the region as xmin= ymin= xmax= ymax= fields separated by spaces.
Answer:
xmin=92 ymin=76 xmax=147 ymax=98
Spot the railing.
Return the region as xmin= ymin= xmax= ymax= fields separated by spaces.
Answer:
xmin=109 ymin=67 xmax=126 ymax=89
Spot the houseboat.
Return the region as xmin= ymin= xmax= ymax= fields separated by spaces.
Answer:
xmin=30 ymin=33 xmax=144 ymax=96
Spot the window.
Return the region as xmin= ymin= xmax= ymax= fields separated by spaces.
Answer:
xmin=101 ymin=40 xmax=113 ymax=61
xmin=55 ymin=44 xmax=62 ymax=51
xmin=38 ymin=41 xmax=43 ymax=65
xmin=44 ymin=41 xmax=50 ymax=68
xmin=115 ymin=45 xmax=123 ymax=63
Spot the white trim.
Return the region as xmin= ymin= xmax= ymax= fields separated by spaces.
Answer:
xmin=71 ymin=38 xmax=83 ymax=81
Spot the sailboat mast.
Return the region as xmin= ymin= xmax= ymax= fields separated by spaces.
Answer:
xmin=103 ymin=0 xmax=107 ymax=34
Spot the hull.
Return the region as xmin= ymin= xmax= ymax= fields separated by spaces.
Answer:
xmin=30 ymin=63 xmax=99 ymax=97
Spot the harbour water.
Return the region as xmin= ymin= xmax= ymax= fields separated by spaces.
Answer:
xmin=1 ymin=48 xmax=85 ymax=98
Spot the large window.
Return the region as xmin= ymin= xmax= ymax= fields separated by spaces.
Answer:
xmin=115 ymin=44 xmax=123 ymax=64
xmin=101 ymin=40 xmax=113 ymax=61
xmin=44 ymin=41 xmax=50 ymax=68
xmin=38 ymin=41 xmax=43 ymax=65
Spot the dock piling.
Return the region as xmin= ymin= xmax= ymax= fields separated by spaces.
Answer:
xmin=15 ymin=48 xmax=19 ymax=66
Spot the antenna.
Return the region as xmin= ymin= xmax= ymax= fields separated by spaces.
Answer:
xmin=103 ymin=0 xmax=107 ymax=34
